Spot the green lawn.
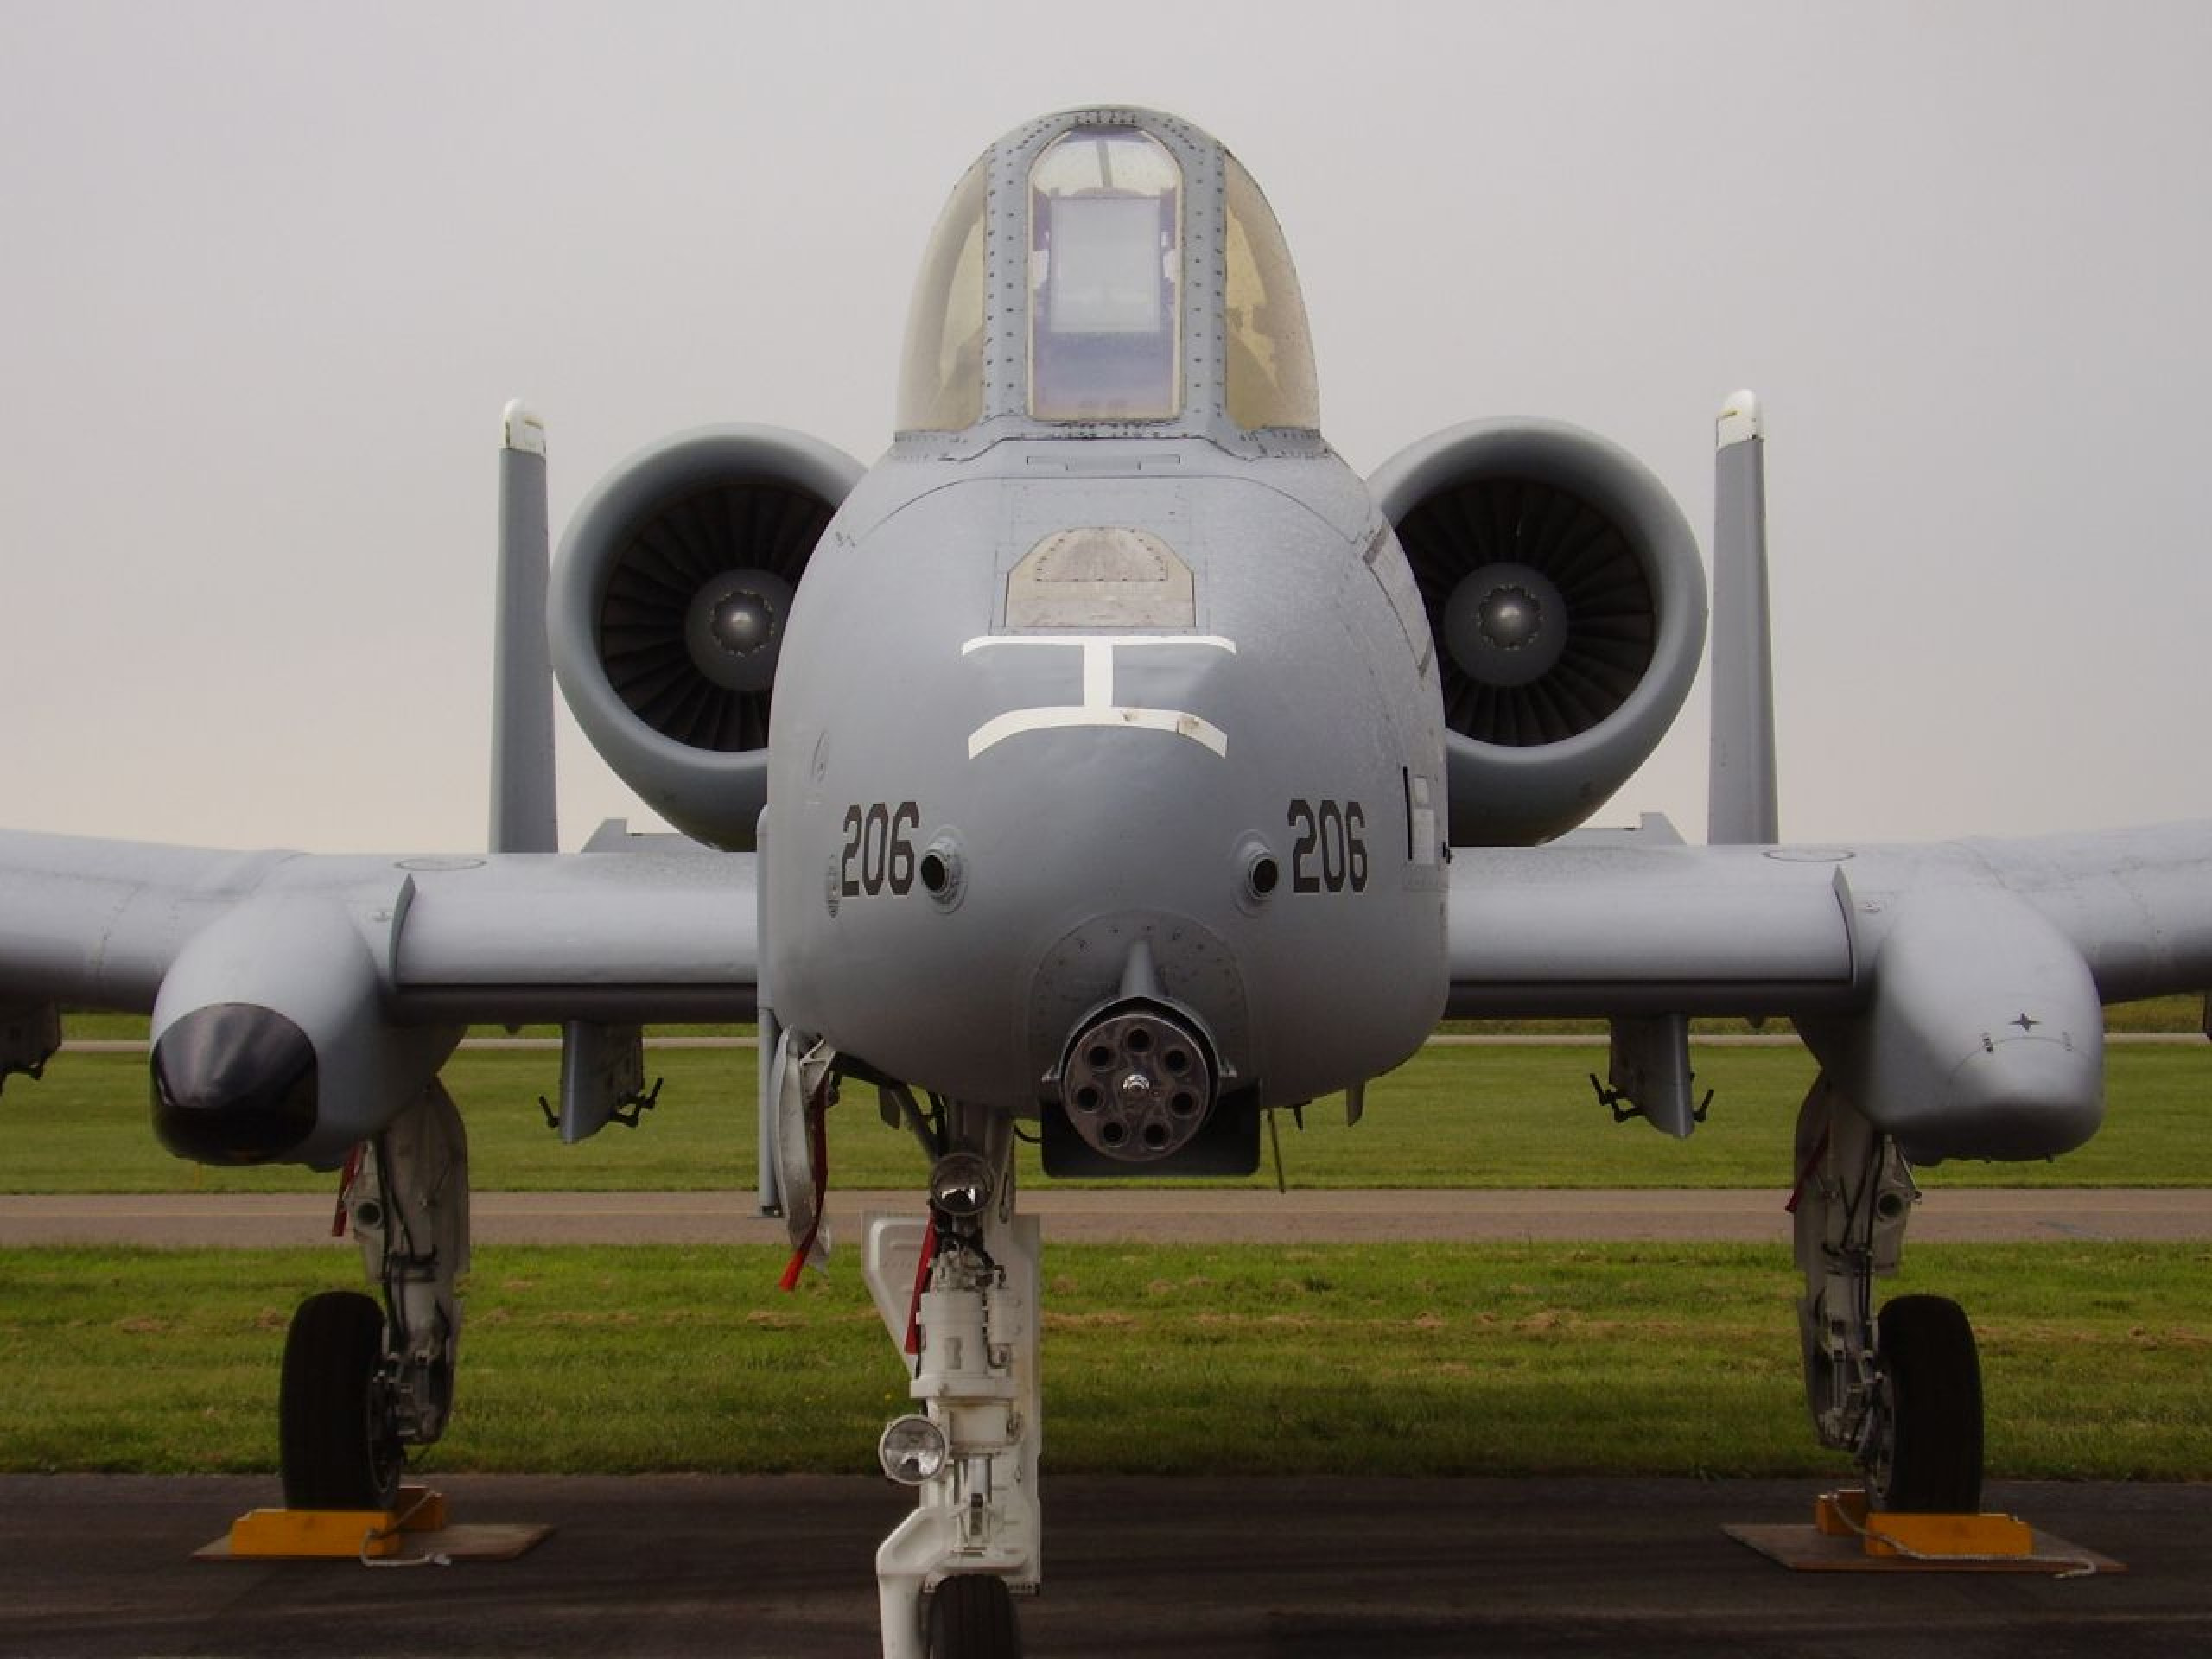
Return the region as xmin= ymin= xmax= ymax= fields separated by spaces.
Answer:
xmin=6 ymin=1037 xmax=2208 ymax=1193
xmin=7 ymin=1003 xmax=2206 ymax=1487
xmin=3 ymin=1239 xmax=2208 ymax=1481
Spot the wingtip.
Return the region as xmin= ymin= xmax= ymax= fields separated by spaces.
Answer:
xmin=502 ymin=398 xmax=547 ymax=456
xmin=1716 ymin=388 xmax=1763 ymax=449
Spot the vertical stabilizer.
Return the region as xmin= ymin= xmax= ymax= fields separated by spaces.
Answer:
xmin=491 ymin=400 xmax=559 ymax=854
xmin=1707 ymin=390 xmax=1778 ymax=845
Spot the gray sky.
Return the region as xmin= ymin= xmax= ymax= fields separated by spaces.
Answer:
xmin=3 ymin=0 xmax=2206 ymax=852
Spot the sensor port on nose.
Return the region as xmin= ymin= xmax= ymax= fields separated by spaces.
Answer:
xmin=918 ymin=835 xmax=965 ymax=908
xmin=1235 ymin=834 xmax=1281 ymax=909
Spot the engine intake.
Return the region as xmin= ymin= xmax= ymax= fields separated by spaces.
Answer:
xmin=1371 ymin=420 xmax=1707 ymax=844
xmin=550 ymin=426 xmax=863 ymax=848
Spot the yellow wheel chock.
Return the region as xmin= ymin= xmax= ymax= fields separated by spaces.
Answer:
xmin=198 ymin=1486 xmax=550 ymax=1565
xmin=1726 ymin=1488 xmax=2119 ymax=1576
xmin=221 ymin=1485 xmax=448 ymax=1560
xmin=1815 ymin=1487 xmax=2035 ymax=1560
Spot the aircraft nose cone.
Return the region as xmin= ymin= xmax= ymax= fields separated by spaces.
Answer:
xmin=150 ymin=1003 xmax=319 ymax=1165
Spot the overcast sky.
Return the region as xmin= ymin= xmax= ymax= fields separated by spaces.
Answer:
xmin=3 ymin=0 xmax=2206 ymax=853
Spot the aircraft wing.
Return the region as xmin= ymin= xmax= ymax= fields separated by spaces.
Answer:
xmin=0 ymin=827 xmax=756 ymax=1165
xmin=1446 ymin=819 xmax=2212 ymax=1159
xmin=0 ymin=827 xmax=756 ymax=1022
xmin=1448 ymin=819 xmax=2212 ymax=1016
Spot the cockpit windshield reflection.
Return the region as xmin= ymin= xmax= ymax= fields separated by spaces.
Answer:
xmin=1028 ymin=128 xmax=1182 ymax=422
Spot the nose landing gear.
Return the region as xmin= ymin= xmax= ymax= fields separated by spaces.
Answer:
xmin=927 ymin=1573 xmax=1020 ymax=1657
xmin=865 ymin=1112 xmax=1039 ymax=1659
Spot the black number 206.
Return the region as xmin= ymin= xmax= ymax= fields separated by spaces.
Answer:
xmin=840 ymin=801 xmax=920 ymax=897
xmin=1288 ymin=798 xmax=1368 ymax=893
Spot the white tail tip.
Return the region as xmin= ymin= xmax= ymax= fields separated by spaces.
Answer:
xmin=1716 ymin=388 xmax=1763 ymax=448
xmin=501 ymin=398 xmax=547 ymax=456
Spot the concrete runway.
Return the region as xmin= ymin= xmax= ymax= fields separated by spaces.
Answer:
xmin=6 ymin=1472 xmax=2212 ymax=1657
xmin=4 ymin=1185 xmax=2209 ymax=1248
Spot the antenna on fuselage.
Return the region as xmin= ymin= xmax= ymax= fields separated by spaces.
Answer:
xmin=1707 ymin=389 xmax=1778 ymax=846
xmin=491 ymin=399 xmax=559 ymax=854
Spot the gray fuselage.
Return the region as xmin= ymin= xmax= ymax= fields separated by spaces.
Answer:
xmin=763 ymin=435 xmax=1447 ymax=1119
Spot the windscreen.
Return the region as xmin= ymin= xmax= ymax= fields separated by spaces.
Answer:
xmin=1028 ymin=128 xmax=1182 ymax=421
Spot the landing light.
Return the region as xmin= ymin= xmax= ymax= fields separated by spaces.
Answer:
xmin=879 ymin=1414 xmax=949 ymax=1485
xmin=929 ymin=1151 xmax=995 ymax=1217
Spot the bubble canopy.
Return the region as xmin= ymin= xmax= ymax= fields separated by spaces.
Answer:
xmin=896 ymin=110 xmax=1320 ymax=442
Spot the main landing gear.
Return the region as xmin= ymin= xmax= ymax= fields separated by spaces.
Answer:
xmin=859 ymin=1098 xmax=1039 ymax=1659
xmin=279 ymin=1289 xmax=402 ymax=1510
xmin=279 ymin=1082 xmax=470 ymax=1512
xmin=1792 ymin=1075 xmax=1983 ymax=1514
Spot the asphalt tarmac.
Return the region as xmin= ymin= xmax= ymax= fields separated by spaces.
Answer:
xmin=5 ymin=1472 xmax=2212 ymax=1657
xmin=9 ymin=1187 xmax=2210 ymax=1656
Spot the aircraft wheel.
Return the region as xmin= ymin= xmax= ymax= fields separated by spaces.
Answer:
xmin=278 ymin=1290 xmax=403 ymax=1511
xmin=927 ymin=1573 xmax=1021 ymax=1659
xmin=1869 ymin=1294 xmax=1983 ymax=1514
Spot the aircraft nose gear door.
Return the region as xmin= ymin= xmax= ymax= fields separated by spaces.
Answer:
xmin=864 ymin=1122 xmax=1039 ymax=1659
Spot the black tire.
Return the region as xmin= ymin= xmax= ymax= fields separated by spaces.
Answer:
xmin=927 ymin=1574 xmax=1020 ymax=1659
xmin=278 ymin=1290 xmax=403 ymax=1511
xmin=1870 ymin=1294 xmax=1983 ymax=1514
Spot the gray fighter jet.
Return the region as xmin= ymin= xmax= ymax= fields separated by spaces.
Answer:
xmin=4 ymin=106 xmax=2210 ymax=1657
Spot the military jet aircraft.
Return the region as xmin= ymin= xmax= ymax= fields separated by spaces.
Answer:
xmin=4 ymin=105 xmax=2210 ymax=1657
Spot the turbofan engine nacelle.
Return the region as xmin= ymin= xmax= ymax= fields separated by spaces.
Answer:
xmin=550 ymin=426 xmax=865 ymax=849
xmin=1370 ymin=420 xmax=1707 ymax=845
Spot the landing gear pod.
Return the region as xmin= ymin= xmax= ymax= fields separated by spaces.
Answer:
xmin=149 ymin=893 xmax=455 ymax=1171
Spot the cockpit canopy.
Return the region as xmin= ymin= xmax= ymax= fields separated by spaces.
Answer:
xmin=1028 ymin=127 xmax=1183 ymax=422
xmin=897 ymin=109 xmax=1319 ymax=444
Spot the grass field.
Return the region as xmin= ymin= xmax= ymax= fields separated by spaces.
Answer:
xmin=3 ymin=1239 xmax=2209 ymax=1481
xmin=5 ymin=1002 xmax=2206 ymax=1485
xmin=6 ymin=1035 xmax=2209 ymax=1194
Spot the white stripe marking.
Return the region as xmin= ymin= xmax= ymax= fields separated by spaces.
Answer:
xmin=961 ymin=633 xmax=1236 ymax=759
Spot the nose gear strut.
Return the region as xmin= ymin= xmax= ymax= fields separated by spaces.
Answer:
xmin=865 ymin=1108 xmax=1039 ymax=1659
